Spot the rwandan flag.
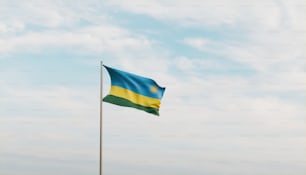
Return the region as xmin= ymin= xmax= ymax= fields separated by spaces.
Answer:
xmin=103 ymin=65 xmax=166 ymax=116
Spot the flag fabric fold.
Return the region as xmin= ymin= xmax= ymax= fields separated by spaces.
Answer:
xmin=103 ymin=65 xmax=165 ymax=116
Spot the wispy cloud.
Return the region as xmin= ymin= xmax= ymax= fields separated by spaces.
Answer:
xmin=0 ymin=25 xmax=152 ymax=54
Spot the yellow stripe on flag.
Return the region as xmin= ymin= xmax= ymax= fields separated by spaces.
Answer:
xmin=109 ymin=86 xmax=161 ymax=109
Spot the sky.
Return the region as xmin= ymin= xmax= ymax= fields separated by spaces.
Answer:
xmin=0 ymin=0 xmax=305 ymax=175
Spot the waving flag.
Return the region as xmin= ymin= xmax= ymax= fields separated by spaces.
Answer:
xmin=103 ymin=65 xmax=165 ymax=116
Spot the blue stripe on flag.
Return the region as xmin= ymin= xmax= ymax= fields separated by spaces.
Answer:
xmin=104 ymin=65 xmax=165 ymax=99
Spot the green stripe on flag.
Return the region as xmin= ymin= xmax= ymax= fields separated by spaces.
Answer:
xmin=103 ymin=95 xmax=160 ymax=116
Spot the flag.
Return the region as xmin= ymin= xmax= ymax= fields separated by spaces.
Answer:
xmin=103 ymin=65 xmax=165 ymax=116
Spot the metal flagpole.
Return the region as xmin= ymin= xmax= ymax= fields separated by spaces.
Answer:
xmin=99 ymin=61 xmax=103 ymax=175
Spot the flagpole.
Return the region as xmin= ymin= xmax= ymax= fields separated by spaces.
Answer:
xmin=99 ymin=61 xmax=103 ymax=175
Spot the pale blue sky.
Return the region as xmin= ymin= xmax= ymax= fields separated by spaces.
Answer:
xmin=1 ymin=0 xmax=305 ymax=175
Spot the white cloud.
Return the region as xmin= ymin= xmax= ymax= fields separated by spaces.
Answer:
xmin=0 ymin=78 xmax=99 ymax=171
xmin=182 ymin=38 xmax=210 ymax=50
xmin=106 ymin=0 xmax=243 ymax=26
xmin=0 ymin=0 xmax=106 ymax=30
xmin=0 ymin=25 xmax=152 ymax=54
xmin=106 ymin=0 xmax=302 ymax=29
xmin=0 ymin=23 xmax=8 ymax=33
xmin=181 ymin=4 xmax=306 ymax=96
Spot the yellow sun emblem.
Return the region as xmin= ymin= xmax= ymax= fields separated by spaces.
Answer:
xmin=150 ymin=86 xmax=158 ymax=93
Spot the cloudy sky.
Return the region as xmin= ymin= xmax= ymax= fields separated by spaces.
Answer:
xmin=0 ymin=0 xmax=305 ymax=175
